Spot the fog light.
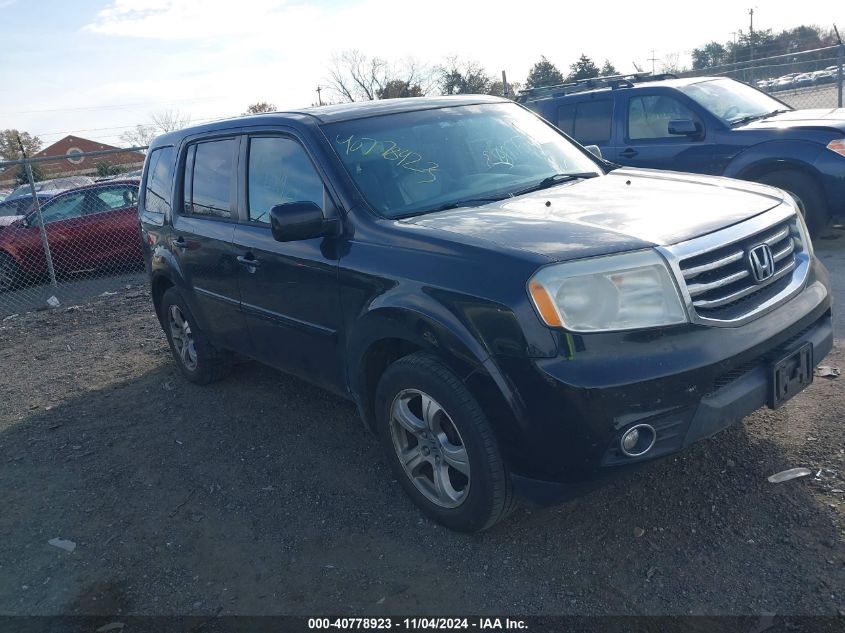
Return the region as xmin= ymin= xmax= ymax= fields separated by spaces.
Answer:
xmin=620 ymin=424 xmax=656 ymax=457
xmin=622 ymin=428 xmax=640 ymax=453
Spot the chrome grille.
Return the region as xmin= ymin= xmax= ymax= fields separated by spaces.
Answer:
xmin=661 ymin=206 xmax=811 ymax=326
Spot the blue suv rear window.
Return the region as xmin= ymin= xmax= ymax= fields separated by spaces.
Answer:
xmin=557 ymin=99 xmax=612 ymax=145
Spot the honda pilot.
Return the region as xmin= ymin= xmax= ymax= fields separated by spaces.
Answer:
xmin=139 ymin=96 xmax=832 ymax=532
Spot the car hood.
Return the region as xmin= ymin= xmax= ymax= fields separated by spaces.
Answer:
xmin=738 ymin=108 xmax=845 ymax=132
xmin=402 ymin=168 xmax=784 ymax=262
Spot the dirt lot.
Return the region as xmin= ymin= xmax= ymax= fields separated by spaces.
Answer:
xmin=1 ymin=234 xmax=844 ymax=622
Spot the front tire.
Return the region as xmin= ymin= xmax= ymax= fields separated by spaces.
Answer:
xmin=374 ymin=352 xmax=516 ymax=532
xmin=757 ymin=170 xmax=829 ymax=237
xmin=159 ymin=287 xmax=232 ymax=385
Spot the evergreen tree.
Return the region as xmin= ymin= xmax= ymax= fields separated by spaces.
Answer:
xmin=525 ymin=56 xmax=565 ymax=89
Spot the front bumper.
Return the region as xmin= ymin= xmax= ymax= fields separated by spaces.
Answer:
xmin=497 ymin=261 xmax=832 ymax=499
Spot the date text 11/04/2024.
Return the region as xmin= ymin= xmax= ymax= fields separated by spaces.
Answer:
xmin=307 ymin=617 xmax=528 ymax=630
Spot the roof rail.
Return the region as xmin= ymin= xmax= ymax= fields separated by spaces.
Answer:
xmin=516 ymin=72 xmax=679 ymax=102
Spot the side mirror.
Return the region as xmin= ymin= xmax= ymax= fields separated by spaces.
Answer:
xmin=584 ymin=144 xmax=603 ymax=159
xmin=668 ymin=119 xmax=701 ymax=136
xmin=269 ymin=201 xmax=338 ymax=242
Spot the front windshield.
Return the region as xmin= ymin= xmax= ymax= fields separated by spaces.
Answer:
xmin=679 ymin=78 xmax=790 ymax=124
xmin=323 ymin=103 xmax=602 ymax=218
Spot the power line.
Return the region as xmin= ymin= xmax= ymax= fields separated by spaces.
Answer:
xmin=32 ymin=114 xmax=235 ymax=140
xmin=0 ymin=96 xmax=223 ymax=117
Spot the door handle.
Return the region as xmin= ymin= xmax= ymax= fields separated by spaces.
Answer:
xmin=172 ymin=237 xmax=187 ymax=250
xmin=619 ymin=148 xmax=639 ymax=158
xmin=237 ymin=255 xmax=261 ymax=268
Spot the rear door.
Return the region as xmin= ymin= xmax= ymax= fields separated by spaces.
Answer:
xmin=232 ymin=133 xmax=345 ymax=393
xmin=615 ymin=91 xmax=716 ymax=173
xmin=172 ymin=137 xmax=250 ymax=352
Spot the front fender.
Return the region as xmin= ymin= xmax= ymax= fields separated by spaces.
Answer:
xmin=725 ymin=139 xmax=825 ymax=181
xmin=346 ymin=291 xmax=532 ymax=440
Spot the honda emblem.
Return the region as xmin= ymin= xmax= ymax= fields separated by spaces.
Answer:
xmin=748 ymin=244 xmax=775 ymax=282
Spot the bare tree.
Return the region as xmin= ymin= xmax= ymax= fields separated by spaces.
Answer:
xmin=119 ymin=124 xmax=157 ymax=148
xmin=661 ymin=53 xmax=684 ymax=74
xmin=150 ymin=109 xmax=191 ymax=133
xmin=244 ymin=101 xmax=277 ymax=114
xmin=326 ymin=51 xmax=432 ymax=102
xmin=120 ymin=109 xmax=191 ymax=147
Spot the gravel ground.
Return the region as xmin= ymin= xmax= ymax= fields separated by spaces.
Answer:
xmin=0 ymin=231 xmax=844 ymax=621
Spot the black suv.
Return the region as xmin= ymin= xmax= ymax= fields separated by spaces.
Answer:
xmin=518 ymin=75 xmax=845 ymax=235
xmin=139 ymin=96 xmax=832 ymax=532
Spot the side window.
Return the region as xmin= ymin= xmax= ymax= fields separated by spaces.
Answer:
xmin=88 ymin=186 xmax=138 ymax=214
xmin=628 ymin=95 xmax=698 ymax=140
xmin=143 ymin=146 xmax=175 ymax=215
xmin=187 ymin=139 xmax=236 ymax=219
xmin=571 ymin=100 xmax=612 ymax=145
xmin=0 ymin=199 xmax=23 ymax=217
xmin=557 ymin=103 xmax=576 ymax=136
xmin=36 ymin=191 xmax=86 ymax=224
xmin=247 ymin=137 xmax=325 ymax=224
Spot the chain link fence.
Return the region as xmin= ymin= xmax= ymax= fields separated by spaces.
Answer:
xmin=678 ymin=44 xmax=844 ymax=110
xmin=0 ymin=147 xmax=147 ymax=318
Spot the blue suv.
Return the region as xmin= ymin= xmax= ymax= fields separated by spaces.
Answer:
xmin=519 ymin=75 xmax=845 ymax=235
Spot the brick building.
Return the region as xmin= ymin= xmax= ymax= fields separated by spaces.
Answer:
xmin=33 ymin=136 xmax=145 ymax=177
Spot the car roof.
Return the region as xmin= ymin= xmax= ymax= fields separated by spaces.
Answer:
xmin=47 ymin=179 xmax=140 ymax=197
xmin=519 ymin=76 xmax=729 ymax=103
xmin=151 ymin=95 xmax=510 ymax=147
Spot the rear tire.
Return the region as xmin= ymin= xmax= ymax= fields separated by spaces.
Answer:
xmin=757 ymin=170 xmax=829 ymax=237
xmin=374 ymin=352 xmax=516 ymax=532
xmin=159 ymin=287 xmax=232 ymax=385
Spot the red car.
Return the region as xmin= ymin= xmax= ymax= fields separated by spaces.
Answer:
xmin=0 ymin=180 xmax=142 ymax=290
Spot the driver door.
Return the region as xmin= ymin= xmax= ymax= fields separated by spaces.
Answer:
xmin=615 ymin=92 xmax=716 ymax=174
xmin=232 ymin=134 xmax=345 ymax=393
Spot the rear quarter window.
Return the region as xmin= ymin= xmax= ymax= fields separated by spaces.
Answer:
xmin=557 ymin=99 xmax=612 ymax=145
xmin=142 ymin=146 xmax=175 ymax=215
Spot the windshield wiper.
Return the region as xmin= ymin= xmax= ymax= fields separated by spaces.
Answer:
xmin=431 ymin=196 xmax=508 ymax=212
xmin=509 ymin=172 xmax=600 ymax=197
xmin=730 ymin=109 xmax=790 ymax=127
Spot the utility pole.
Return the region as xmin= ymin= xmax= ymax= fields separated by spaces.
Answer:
xmin=748 ymin=8 xmax=755 ymax=84
xmin=648 ymin=50 xmax=660 ymax=75
xmin=731 ymin=31 xmax=738 ymax=65
xmin=316 ymin=86 xmax=323 ymax=106
xmin=835 ymin=24 xmax=843 ymax=108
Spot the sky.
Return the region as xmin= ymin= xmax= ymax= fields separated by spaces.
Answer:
xmin=0 ymin=0 xmax=841 ymax=149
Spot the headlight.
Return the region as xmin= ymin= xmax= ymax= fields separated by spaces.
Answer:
xmin=784 ymin=193 xmax=814 ymax=258
xmin=827 ymin=138 xmax=845 ymax=158
xmin=528 ymin=250 xmax=688 ymax=332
